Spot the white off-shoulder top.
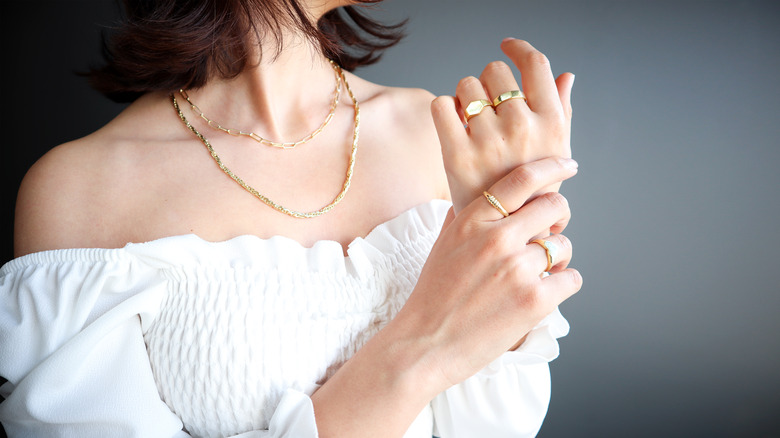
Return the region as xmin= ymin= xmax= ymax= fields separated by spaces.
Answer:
xmin=0 ymin=200 xmax=569 ymax=438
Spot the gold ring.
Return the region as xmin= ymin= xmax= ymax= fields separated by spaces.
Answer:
xmin=530 ymin=239 xmax=559 ymax=272
xmin=482 ymin=191 xmax=509 ymax=217
xmin=492 ymin=90 xmax=527 ymax=107
xmin=464 ymin=99 xmax=493 ymax=121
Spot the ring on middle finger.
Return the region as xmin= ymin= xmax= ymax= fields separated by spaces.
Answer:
xmin=492 ymin=90 xmax=527 ymax=108
xmin=464 ymin=99 xmax=493 ymax=121
xmin=530 ymin=238 xmax=559 ymax=272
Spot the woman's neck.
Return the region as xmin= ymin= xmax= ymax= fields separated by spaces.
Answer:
xmin=182 ymin=35 xmax=340 ymax=142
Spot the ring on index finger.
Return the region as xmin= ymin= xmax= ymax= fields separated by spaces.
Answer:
xmin=464 ymin=99 xmax=494 ymax=122
xmin=492 ymin=90 xmax=527 ymax=108
xmin=483 ymin=191 xmax=509 ymax=218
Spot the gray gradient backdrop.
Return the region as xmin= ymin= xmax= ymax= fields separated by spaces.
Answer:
xmin=2 ymin=1 xmax=779 ymax=437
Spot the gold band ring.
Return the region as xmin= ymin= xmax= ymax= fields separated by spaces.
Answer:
xmin=482 ymin=191 xmax=509 ymax=217
xmin=530 ymin=239 xmax=559 ymax=272
xmin=464 ymin=99 xmax=494 ymax=121
xmin=492 ymin=90 xmax=527 ymax=107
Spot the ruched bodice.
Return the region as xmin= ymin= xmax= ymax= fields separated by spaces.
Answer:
xmin=140 ymin=201 xmax=447 ymax=437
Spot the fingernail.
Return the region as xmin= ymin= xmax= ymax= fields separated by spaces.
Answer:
xmin=564 ymin=158 xmax=579 ymax=169
xmin=571 ymin=74 xmax=576 ymax=84
xmin=502 ymin=37 xmax=516 ymax=43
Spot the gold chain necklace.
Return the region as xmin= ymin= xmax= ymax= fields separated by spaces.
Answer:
xmin=171 ymin=63 xmax=359 ymax=219
xmin=179 ymin=60 xmax=342 ymax=149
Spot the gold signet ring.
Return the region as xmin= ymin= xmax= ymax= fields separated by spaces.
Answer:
xmin=482 ymin=191 xmax=509 ymax=218
xmin=492 ymin=90 xmax=527 ymax=107
xmin=530 ymin=239 xmax=559 ymax=272
xmin=464 ymin=99 xmax=494 ymax=121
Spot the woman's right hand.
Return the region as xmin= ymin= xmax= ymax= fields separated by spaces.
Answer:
xmin=389 ymin=155 xmax=582 ymax=392
xmin=312 ymin=156 xmax=581 ymax=437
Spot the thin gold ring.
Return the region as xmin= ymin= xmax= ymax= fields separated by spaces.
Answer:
xmin=492 ymin=90 xmax=527 ymax=108
xmin=482 ymin=191 xmax=509 ymax=217
xmin=464 ymin=99 xmax=494 ymax=121
xmin=530 ymin=239 xmax=559 ymax=272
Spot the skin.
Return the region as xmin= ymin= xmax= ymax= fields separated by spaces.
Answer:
xmin=13 ymin=1 xmax=582 ymax=436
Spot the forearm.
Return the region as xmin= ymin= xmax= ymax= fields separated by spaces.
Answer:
xmin=310 ymin=316 xmax=444 ymax=438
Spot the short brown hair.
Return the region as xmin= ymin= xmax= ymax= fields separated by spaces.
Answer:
xmin=88 ymin=0 xmax=405 ymax=102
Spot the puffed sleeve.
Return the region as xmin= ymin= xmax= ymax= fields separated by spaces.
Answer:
xmin=0 ymin=250 xmax=321 ymax=438
xmin=429 ymin=308 xmax=570 ymax=438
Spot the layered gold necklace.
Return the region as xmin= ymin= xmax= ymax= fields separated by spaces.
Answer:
xmin=171 ymin=61 xmax=359 ymax=218
xmin=179 ymin=60 xmax=342 ymax=149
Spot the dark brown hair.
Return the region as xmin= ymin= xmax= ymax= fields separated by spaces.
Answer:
xmin=89 ymin=0 xmax=406 ymax=102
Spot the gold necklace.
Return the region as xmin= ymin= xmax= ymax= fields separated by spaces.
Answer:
xmin=179 ymin=60 xmax=342 ymax=149
xmin=171 ymin=63 xmax=359 ymax=219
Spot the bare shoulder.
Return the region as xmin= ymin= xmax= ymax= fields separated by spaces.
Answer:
xmin=344 ymin=72 xmax=450 ymax=200
xmin=15 ymin=134 xmax=122 ymax=256
xmin=14 ymin=93 xmax=175 ymax=257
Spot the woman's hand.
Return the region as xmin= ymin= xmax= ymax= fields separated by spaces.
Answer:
xmin=391 ymin=156 xmax=582 ymax=391
xmin=312 ymin=157 xmax=581 ymax=438
xmin=432 ymin=38 xmax=575 ymax=215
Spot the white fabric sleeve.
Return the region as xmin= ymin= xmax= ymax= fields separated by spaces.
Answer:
xmin=229 ymin=389 xmax=318 ymax=437
xmin=430 ymin=308 xmax=570 ymax=438
xmin=0 ymin=252 xmax=320 ymax=438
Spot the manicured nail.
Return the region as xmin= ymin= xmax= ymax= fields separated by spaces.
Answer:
xmin=502 ymin=37 xmax=516 ymax=43
xmin=564 ymin=158 xmax=579 ymax=169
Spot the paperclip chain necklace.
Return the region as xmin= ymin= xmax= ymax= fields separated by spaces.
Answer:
xmin=171 ymin=63 xmax=359 ymax=219
xmin=179 ymin=60 xmax=342 ymax=149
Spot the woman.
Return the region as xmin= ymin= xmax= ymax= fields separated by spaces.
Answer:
xmin=0 ymin=0 xmax=580 ymax=436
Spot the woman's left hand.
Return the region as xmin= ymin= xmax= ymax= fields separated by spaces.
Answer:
xmin=431 ymin=38 xmax=575 ymax=218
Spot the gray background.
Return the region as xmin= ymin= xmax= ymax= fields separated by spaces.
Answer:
xmin=2 ymin=1 xmax=779 ymax=437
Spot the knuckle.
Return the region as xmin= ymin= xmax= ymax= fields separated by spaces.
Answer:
xmin=478 ymin=235 xmax=503 ymax=259
xmin=540 ymin=192 xmax=569 ymax=211
xmin=555 ymin=233 xmax=572 ymax=252
xmin=525 ymin=50 xmax=550 ymax=68
xmin=457 ymin=75 xmax=481 ymax=91
xmin=490 ymin=226 xmax=516 ymax=252
xmin=508 ymin=166 xmax=540 ymax=190
xmin=484 ymin=60 xmax=511 ymax=75
xmin=453 ymin=219 xmax=477 ymax=241
xmin=513 ymin=285 xmax=542 ymax=311
xmin=430 ymin=96 xmax=450 ymax=115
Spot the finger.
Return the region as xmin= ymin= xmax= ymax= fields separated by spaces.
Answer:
xmin=501 ymin=38 xmax=561 ymax=115
xmin=539 ymin=268 xmax=583 ymax=307
xmin=479 ymin=61 xmax=529 ymax=117
xmin=555 ymin=72 xmax=575 ymax=120
xmin=469 ymin=156 xmax=578 ymax=221
xmin=524 ymin=233 xmax=573 ymax=275
xmin=506 ymin=192 xmax=572 ymax=243
xmin=456 ymin=76 xmax=496 ymax=128
xmin=431 ymin=95 xmax=469 ymax=154
xmin=549 ymin=210 xmax=570 ymax=235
